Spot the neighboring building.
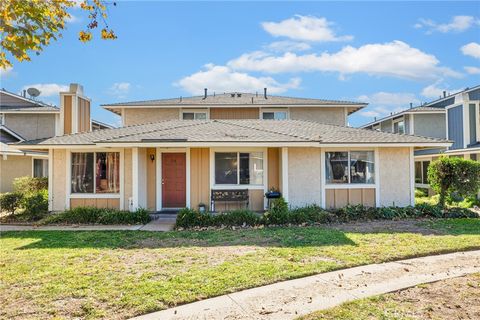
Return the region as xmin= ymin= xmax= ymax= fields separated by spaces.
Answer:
xmin=359 ymin=85 xmax=480 ymax=190
xmin=0 ymin=84 xmax=113 ymax=192
xmin=15 ymin=89 xmax=449 ymax=212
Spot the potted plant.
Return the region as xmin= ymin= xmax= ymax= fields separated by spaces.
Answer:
xmin=265 ymin=187 xmax=281 ymax=199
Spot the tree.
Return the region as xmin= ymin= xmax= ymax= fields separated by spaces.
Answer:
xmin=0 ymin=0 xmax=116 ymax=69
xmin=427 ymin=157 xmax=480 ymax=208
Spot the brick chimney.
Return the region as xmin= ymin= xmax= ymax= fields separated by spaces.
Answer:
xmin=59 ymin=83 xmax=91 ymax=135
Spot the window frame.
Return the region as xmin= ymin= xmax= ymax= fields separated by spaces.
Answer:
xmin=32 ymin=157 xmax=48 ymax=178
xmin=67 ymin=149 xmax=124 ymax=201
xmin=392 ymin=117 xmax=405 ymax=134
xmin=180 ymin=109 xmax=209 ymax=120
xmin=260 ymin=108 xmax=289 ymax=120
xmin=414 ymin=160 xmax=431 ymax=186
xmin=323 ymin=148 xmax=377 ymax=189
xmin=210 ymin=148 xmax=267 ymax=190
xmin=0 ymin=113 xmax=4 ymax=125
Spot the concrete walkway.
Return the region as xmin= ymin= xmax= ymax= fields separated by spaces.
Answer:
xmin=131 ymin=250 xmax=480 ymax=320
xmin=0 ymin=217 xmax=176 ymax=232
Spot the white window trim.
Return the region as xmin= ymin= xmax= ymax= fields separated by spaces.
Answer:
xmin=66 ymin=148 xmax=124 ymax=209
xmin=414 ymin=159 xmax=431 ymax=187
xmin=392 ymin=116 xmax=405 ymax=134
xmin=210 ymin=148 xmax=267 ymax=191
xmin=260 ymin=108 xmax=289 ymax=120
xmin=179 ymin=109 xmax=209 ymax=120
xmin=323 ymin=148 xmax=377 ymax=187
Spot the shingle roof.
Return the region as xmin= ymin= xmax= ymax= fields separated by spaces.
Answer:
xmin=359 ymin=105 xmax=445 ymax=128
xmin=102 ymin=92 xmax=365 ymax=107
xmin=0 ymin=105 xmax=60 ymax=112
xmin=17 ymin=119 xmax=450 ymax=147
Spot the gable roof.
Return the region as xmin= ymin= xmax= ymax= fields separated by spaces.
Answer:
xmin=15 ymin=119 xmax=450 ymax=149
xmin=359 ymin=105 xmax=445 ymax=128
xmin=102 ymin=92 xmax=367 ymax=115
xmin=0 ymin=125 xmax=25 ymax=143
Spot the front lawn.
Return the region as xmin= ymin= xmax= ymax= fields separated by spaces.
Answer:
xmin=1 ymin=219 xmax=479 ymax=319
xmin=300 ymin=272 xmax=480 ymax=320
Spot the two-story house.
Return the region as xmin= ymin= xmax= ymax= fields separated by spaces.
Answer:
xmin=359 ymin=85 xmax=480 ymax=191
xmin=0 ymin=85 xmax=112 ymax=192
xmin=15 ymin=88 xmax=449 ymax=213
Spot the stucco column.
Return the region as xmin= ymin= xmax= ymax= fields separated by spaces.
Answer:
xmin=132 ymin=147 xmax=147 ymax=211
xmin=281 ymin=147 xmax=289 ymax=203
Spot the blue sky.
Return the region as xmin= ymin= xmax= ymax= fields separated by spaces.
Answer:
xmin=1 ymin=1 xmax=479 ymax=127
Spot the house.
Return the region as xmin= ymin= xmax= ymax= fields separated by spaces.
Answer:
xmin=14 ymin=88 xmax=450 ymax=212
xmin=0 ymin=85 xmax=113 ymax=192
xmin=359 ymin=85 xmax=479 ymax=190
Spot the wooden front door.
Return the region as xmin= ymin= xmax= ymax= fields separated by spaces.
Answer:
xmin=162 ymin=153 xmax=186 ymax=208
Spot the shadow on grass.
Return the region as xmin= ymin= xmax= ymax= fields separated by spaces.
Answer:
xmin=2 ymin=227 xmax=357 ymax=250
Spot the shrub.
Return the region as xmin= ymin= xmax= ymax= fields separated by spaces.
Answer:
xmin=415 ymin=188 xmax=428 ymax=198
xmin=262 ymin=197 xmax=290 ymax=225
xmin=22 ymin=190 xmax=48 ymax=220
xmin=288 ymin=205 xmax=335 ymax=224
xmin=39 ymin=207 xmax=151 ymax=225
xmin=175 ymin=208 xmax=211 ymax=228
xmin=0 ymin=192 xmax=23 ymax=214
xmin=213 ymin=210 xmax=261 ymax=227
xmin=13 ymin=176 xmax=48 ymax=195
xmin=428 ymin=157 xmax=480 ymax=208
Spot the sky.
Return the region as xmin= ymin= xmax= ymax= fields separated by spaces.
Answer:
xmin=1 ymin=1 xmax=479 ymax=127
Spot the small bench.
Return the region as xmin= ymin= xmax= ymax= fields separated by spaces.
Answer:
xmin=211 ymin=189 xmax=249 ymax=212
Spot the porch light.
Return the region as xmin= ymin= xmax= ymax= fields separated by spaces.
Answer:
xmin=150 ymin=154 xmax=155 ymax=162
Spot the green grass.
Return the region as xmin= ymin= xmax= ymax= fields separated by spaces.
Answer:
xmin=1 ymin=219 xmax=479 ymax=319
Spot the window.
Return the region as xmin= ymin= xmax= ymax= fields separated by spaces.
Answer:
xmin=215 ymin=152 xmax=263 ymax=185
xmin=71 ymin=152 xmax=120 ymax=193
xmin=182 ymin=112 xmax=207 ymax=120
xmin=372 ymin=124 xmax=380 ymax=131
xmin=471 ymin=154 xmax=478 ymax=161
xmin=33 ymin=159 xmax=48 ymax=178
xmin=262 ymin=111 xmax=287 ymax=120
xmin=0 ymin=113 xmax=4 ymax=125
xmin=325 ymin=151 xmax=375 ymax=184
xmin=414 ymin=161 xmax=430 ymax=184
xmin=393 ymin=118 xmax=405 ymax=134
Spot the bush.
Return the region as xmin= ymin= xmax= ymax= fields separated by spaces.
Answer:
xmin=213 ymin=210 xmax=261 ymax=227
xmin=22 ymin=190 xmax=49 ymax=220
xmin=428 ymin=157 xmax=480 ymax=208
xmin=39 ymin=207 xmax=151 ymax=225
xmin=262 ymin=197 xmax=290 ymax=225
xmin=415 ymin=188 xmax=428 ymax=198
xmin=0 ymin=192 xmax=23 ymax=214
xmin=13 ymin=176 xmax=48 ymax=195
xmin=287 ymin=205 xmax=335 ymax=224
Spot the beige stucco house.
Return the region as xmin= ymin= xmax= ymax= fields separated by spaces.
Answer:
xmin=0 ymin=85 xmax=112 ymax=192
xmin=14 ymin=88 xmax=450 ymax=212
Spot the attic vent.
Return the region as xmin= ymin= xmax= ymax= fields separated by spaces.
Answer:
xmin=231 ymin=93 xmax=235 ymax=98
xmin=237 ymin=93 xmax=241 ymax=97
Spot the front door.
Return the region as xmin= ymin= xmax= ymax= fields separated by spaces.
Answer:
xmin=162 ymin=153 xmax=186 ymax=208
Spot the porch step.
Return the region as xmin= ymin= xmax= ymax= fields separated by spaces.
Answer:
xmin=149 ymin=212 xmax=178 ymax=221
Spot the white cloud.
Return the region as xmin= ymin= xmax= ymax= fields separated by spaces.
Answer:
xmin=464 ymin=66 xmax=480 ymax=74
xmin=22 ymin=83 xmax=69 ymax=97
xmin=421 ymin=82 xmax=463 ymax=99
xmin=415 ymin=15 xmax=480 ymax=33
xmin=65 ymin=14 xmax=80 ymax=24
xmin=261 ymin=15 xmax=353 ymax=42
xmin=175 ymin=64 xmax=301 ymax=95
xmin=357 ymin=92 xmax=419 ymax=118
xmin=108 ymin=82 xmax=131 ymax=98
xmin=228 ymin=41 xmax=459 ymax=80
xmin=0 ymin=66 xmax=13 ymax=78
xmin=461 ymin=42 xmax=480 ymax=59
xmin=266 ymin=41 xmax=311 ymax=52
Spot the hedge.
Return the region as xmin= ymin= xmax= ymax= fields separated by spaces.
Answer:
xmin=175 ymin=202 xmax=478 ymax=229
xmin=38 ymin=207 xmax=151 ymax=225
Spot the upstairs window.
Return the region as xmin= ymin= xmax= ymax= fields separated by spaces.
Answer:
xmin=325 ymin=151 xmax=375 ymax=184
xmin=0 ymin=113 xmax=4 ymax=125
xmin=393 ymin=118 xmax=405 ymax=134
xmin=262 ymin=111 xmax=287 ymax=120
xmin=182 ymin=111 xmax=207 ymax=120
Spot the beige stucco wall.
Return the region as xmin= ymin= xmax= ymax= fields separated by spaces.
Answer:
xmin=289 ymin=108 xmax=346 ymax=126
xmin=123 ymin=148 xmax=132 ymax=210
xmin=123 ymin=108 xmax=179 ymax=126
xmin=0 ymin=155 xmax=32 ymax=192
xmin=288 ymin=147 xmax=321 ymax=208
xmin=5 ymin=114 xmax=56 ymax=140
xmin=379 ymin=147 xmax=412 ymax=207
xmin=52 ymin=149 xmax=67 ymax=211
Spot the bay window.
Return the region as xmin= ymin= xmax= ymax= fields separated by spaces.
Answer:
xmin=71 ymin=152 xmax=120 ymax=193
xmin=214 ymin=152 xmax=263 ymax=185
xmin=325 ymin=151 xmax=375 ymax=184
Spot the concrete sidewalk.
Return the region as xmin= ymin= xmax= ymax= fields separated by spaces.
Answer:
xmin=131 ymin=250 xmax=480 ymax=320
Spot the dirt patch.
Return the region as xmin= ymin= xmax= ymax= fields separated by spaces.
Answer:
xmin=385 ymin=273 xmax=480 ymax=319
xmin=328 ymin=219 xmax=444 ymax=235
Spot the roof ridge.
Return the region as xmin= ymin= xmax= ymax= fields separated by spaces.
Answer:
xmin=215 ymin=120 xmax=315 ymax=142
